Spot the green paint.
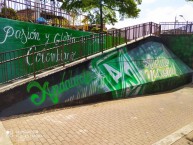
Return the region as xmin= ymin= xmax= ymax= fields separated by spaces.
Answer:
xmin=27 ymin=81 xmax=56 ymax=106
xmin=27 ymin=71 xmax=93 ymax=106
xmin=0 ymin=18 xmax=91 ymax=52
xmin=144 ymin=59 xmax=178 ymax=81
xmin=161 ymin=35 xmax=193 ymax=69
xmin=90 ymin=49 xmax=145 ymax=98
xmin=0 ymin=18 xmax=98 ymax=83
xmin=27 ymin=39 xmax=192 ymax=106
xmin=90 ymin=41 xmax=192 ymax=98
xmin=0 ymin=18 xmax=127 ymax=84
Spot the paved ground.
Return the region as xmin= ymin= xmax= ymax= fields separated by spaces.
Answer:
xmin=0 ymin=83 xmax=193 ymax=145
xmin=173 ymin=131 xmax=193 ymax=145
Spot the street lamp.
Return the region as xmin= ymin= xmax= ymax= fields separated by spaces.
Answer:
xmin=179 ymin=15 xmax=189 ymax=33
xmin=174 ymin=16 xmax=178 ymax=33
xmin=175 ymin=16 xmax=177 ymax=23
xmin=179 ymin=15 xmax=187 ymax=22
xmin=174 ymin=15 xmax=187 ymax=32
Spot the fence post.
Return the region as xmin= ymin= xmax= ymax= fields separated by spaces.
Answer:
xmin=186 ymin=21 xmax=188 ymax=34
xmin=79 ymin=37 xmax=83 ymax=58
xmin=128 ymin=27 xmax=130 ymax=42
xmin=150 ymin=22 xmax=152 ymax=35
xmin=62 ymin=41 xmax=65 ymax=67
xmin=106 ymin=32 xmax=108 ymax=50
xmin=84 ymin=36 xmax=88 ymax=58
xmin=125 ymin=28 xmax=127 ymax=44
xmin=135 ymin=25 xmax=137 ymax=40
xmin=100 ymin=33 xmax=103 ymax=53
xmin=32 ymin=46 xmax=36 ymax=79
xmin=138 ymin=25 xmax=140 ymax=38
xmin=143 ymin=23 xmax=145 ymax=38
xmin=119 ymin=29 xmax=121 ymax=45
xmin=112 ymin=30 xmax=114 ymax=47
xmin=159 ymin=25 xmax=161 ymax=35
xmin=115 ymin=29 xmax=118 ymax=47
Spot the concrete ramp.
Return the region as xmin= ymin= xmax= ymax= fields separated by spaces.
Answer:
xmin=0 ymin=36 xmax=192 ymax=117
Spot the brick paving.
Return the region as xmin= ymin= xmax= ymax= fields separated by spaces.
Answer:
xmin=1 ymin=83 xmax=193 ymax=145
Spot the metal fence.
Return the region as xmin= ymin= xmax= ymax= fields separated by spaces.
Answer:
xmin=0 ymin=0 xmax=88 ymax=30
xmin=0 ymin=22 xmax=160 ymax=84
xmin=160 ymin=22 xmax=193 ymax=34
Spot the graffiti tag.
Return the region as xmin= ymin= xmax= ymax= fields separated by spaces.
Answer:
xmin=27 ymin=72 xmax=92 ymax=106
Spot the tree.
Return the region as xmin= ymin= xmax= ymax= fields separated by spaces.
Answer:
xmin=61 ymin=0 xmax=142 ymax=26
xmin=0 ymin=7 xmax=18 ymax=20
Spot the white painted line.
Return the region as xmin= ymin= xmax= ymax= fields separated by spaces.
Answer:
xmin=152 ymin=122 xmax=193 ymax=145
xmin=0 ymin=121 xmax=13 ymax=145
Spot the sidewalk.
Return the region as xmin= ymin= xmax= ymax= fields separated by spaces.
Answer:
xmin=173 ymin=131 xmax=193 ymax=145
xmin=0 ymin=83 xmax=193 ymax=145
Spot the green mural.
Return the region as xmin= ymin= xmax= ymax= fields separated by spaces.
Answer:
xmin=27 ymin=71 xmax=93 ymax=106
xmin=1 ymin=37 xmax=192 ymax=117
xmin=90 ymin=41 xmax=192 ymax=98
xmin=0 ymin=18 xmax=99 ymax=83
xmin=0 ymin=18 xmax=126 ymax=84
xmin=161 ymin=35 xmax=193 ymax=69
xmin=0 ymin=17 xmax=91 ymax=52
xmin=27 ymin=39 xmax=192 ymax=106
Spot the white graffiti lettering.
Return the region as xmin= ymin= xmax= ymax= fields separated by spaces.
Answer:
xmin=54 ymin=32 xmax=75 ymax=44
xmin=144 ymin=59 xmax=177 ymax=81
xmin=0 ymin=26 xmax=14 ymax=44
xmin=0 ymin=26 xmax=40 ymax=44
xmin=26 ymin=46 xmax=76 ymax=66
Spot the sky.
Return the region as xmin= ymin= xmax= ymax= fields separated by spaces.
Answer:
xmin=107 ymin=0 xmax=193 ymax=29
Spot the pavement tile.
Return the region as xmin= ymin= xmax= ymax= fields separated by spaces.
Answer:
xmin=1 ymin=84 xmax=193 ymax=145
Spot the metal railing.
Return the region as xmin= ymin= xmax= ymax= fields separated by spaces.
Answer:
xmin=0 ymin=22 xmax=160 ymax=84
xmin=160 ymin=22 xmax=193 ymax=34
xmin=0 ymin=0 xmax=88 ymax=30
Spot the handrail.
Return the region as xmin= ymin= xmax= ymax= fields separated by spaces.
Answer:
xmin=160 ymin=22 xmax=193 ymax=34
xmin=0 ymin=22 xmax=160 ymax=84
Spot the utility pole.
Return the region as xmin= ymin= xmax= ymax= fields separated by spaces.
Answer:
xmin=100 ymin=0 xmax=103 ymax=32
xmin=35 ymin=0 xmax=40 ymax=18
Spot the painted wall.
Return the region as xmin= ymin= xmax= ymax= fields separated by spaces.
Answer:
xmin=0 ymin=17 xmax=91 ymax=52
xmin=161 ymin=34 xmax=193 ymax=69
xmin=0 ymin=18 xmax=125 ymax=84
xmin=0 ymin=36 xmax=192 ymax=117
xmin=0 ymin=18 xmax=99 ymax=83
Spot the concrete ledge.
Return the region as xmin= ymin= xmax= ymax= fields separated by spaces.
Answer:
xmin=153 ymin=122 xmax=193 ymax=145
